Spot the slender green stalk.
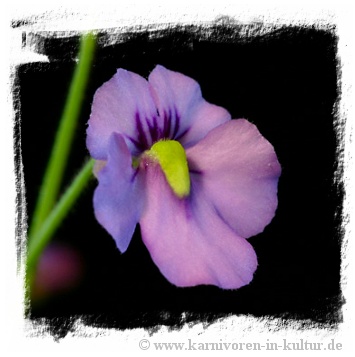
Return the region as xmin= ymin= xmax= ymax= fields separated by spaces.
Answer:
xmin=27 ymin=159 xmax=95 ymax=286
xmin=29 ymin=33 xmax=96 ymax=238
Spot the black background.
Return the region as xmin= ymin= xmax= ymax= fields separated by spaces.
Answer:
xmin=16 ymin=22 xmax=342 ymax=339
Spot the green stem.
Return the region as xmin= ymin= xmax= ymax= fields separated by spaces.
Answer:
xmin=27 ymin=158 xmax=95 ymax=286
xmin=29 ymin=33 xmax=96 ymax=238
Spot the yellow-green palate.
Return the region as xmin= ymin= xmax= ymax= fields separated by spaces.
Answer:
xmin=148 ymin=140 xmax=190 ymax=198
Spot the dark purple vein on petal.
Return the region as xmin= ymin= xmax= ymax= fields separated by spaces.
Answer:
xmin=154 ymin=115 xmax=164 ymax=141
xmin=130 ymin=168 xmax=139 ymax=183
xmin=172 ymin=107 xmax=180 ymax=139
xmin=163 ymin=110 xmax=172 ymax=139
xmin=126 ymin=135 xmax=145 ymax=152
xmin=147 ymin=115 xmax=160 ymax=144
xmin=175 ymin=128 xmax=189 ymax=141
xmin=135 ymin=111 xmax=149 ymax=150
xmin=189 ymin=169 xmax=202 ymax=175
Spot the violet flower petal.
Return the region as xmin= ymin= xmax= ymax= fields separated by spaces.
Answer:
xmin=93 ymin=133 xmax=145 ymax=252
xmin=87 ymin=69 xmax=157 ymax=159
xmin=187 ymin=119 xmax=281 ymax=239
xmin=139 ymin=164 xmax=257 ymax=289
xmin=148 ymin=65 xmax=231 ymax=147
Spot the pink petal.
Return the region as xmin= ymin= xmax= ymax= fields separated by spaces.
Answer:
xmin=139 ymin=164 xmax=257 ymax=289
xmin=87 ymin=69 xmax=157 ymax=159
xmin=93 ymin=133 xmax=145 ymax=252
xmin=187 ymin=119 xmax=281 ymax=239
xmin=148 ymin=65 xmax=231 ymax=148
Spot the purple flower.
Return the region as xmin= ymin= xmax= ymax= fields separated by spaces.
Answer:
xmin=86 ymin=65 xmax=281 ymax=289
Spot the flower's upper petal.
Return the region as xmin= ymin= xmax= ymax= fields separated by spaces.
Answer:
xmin=148 ymin=65 xmax=231 ymax=148
xmin=93 ymin=133 xmax=145 ymax=252
xmin=187 ymin=119 xmax=281 ymax=239
xmin=87 ymin=69 xmax=158 ymax=159
xmin=139 ymin=164 xmax=257 ymax=289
